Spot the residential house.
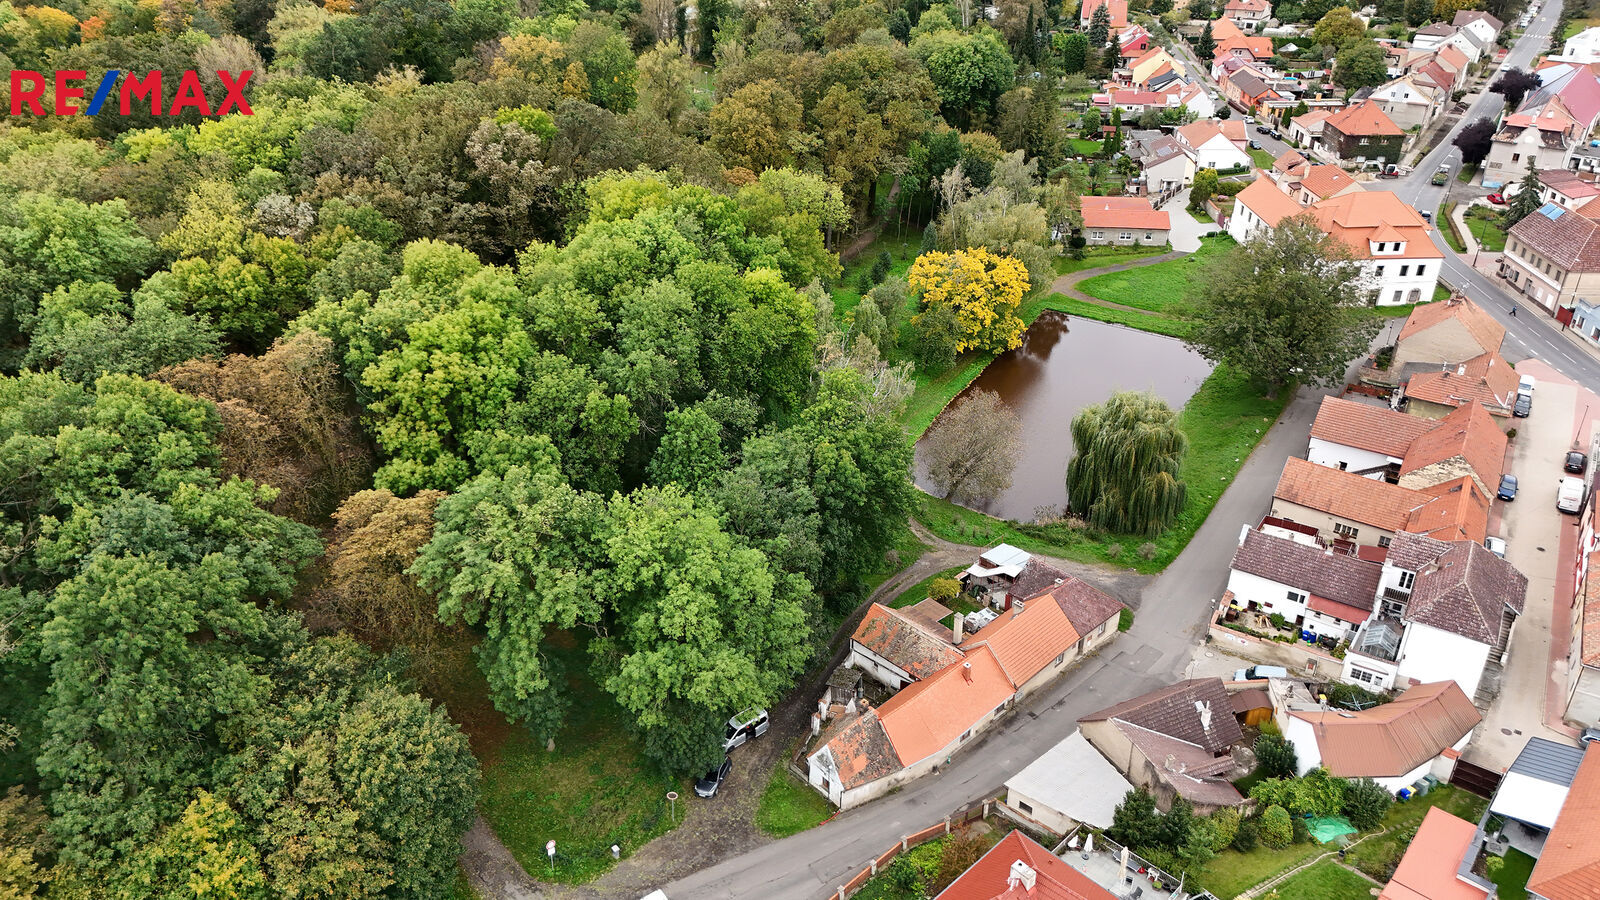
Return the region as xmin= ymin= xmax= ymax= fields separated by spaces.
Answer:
xmin=1307 ymin=395 xmax=1439 ymax=479
xmin=1411 ymin=22 xmax=1460 ymax=50
xmin=1501 ymin=202 xmax=1600 ymax=315
xmin=1343 ymin=531 xmax=1526 ymax=700
xmin=847 ymin=603 xmax=964 ymax=691
xmin=1538 ymin=169 xmax=1600 ymax=209
xmin=1394 ymin=401 xmax=1507 ymax=498
xmin=1226 ymin=523 xmax=1383 ymax=641
xmin=1565 ymin=25 xmax=1600 ymax=63
xmin=960 ymin=543 xmax=1034 ymax=598
xmin=1438 ymin=27 xmax=1488 ymax=64
xmin=1097 ymin=89 xmax=1177 ymax=115
xmin=1487 ymin=737 xmax=1586 ymax=850
xmin=1118 ymin=23 xmax=1151 ymax=63
xmin=1131 ymin=46 xmax=1184 ymax=87
xmin=1177 ymin=119 xmax=1252 ymax=170
xmin=1563 ymin=496 xmax=1600 ymax=723
xmin=1361 ymin=76 xmax=1445 ymax=132
xmin=1391 ymin=296 xmax=1506 ymax=373
xmin=1306 ymin=190 xmax=1442 ymax=305
xmin=1402 ymin=351 xmax=1519 ymax=418
xmin=1080 ymin=0 xmax=1129 ymax=35
xmin=1176 ymin=81 xmax=1219 ymax=118
xmin=1078 ymin=679 xmax=1247 ymax=812
xmin=1273 ymin=148 xmax=1309 ymax=178
xmin=932 ymin=830 xmax=1121 ymax=900
xmin=1452 ymin=10 xmax=1503 ymax=47
xmin=1213 ymin=33 xmax=1277 ymax=79
xmin=1134 ymin=134 xmax=1196 ymax=192
xmin=1289 ymin=107 xmax=1333 ymax=145
xmin=1228 ymin=176 xmax=1304 ymax=241
xmin=1223 ymin=0 xmax=1271 ymax=32
xmin=1484 ymin=67 xmax=1600 ymax=187
xmin=1293 ymin=164 xmax=1364 ymax=205
xmin=1318 ymin=100 xmax=1405 ymax=165
xmin=1080 ymin=196 xmax=1171 ymax=245
xmin=1525 ymin=745 xmax=1600 ymax=900
xmin=1378 ymin=808 xmax=1494 ymax=900
xmin=1002 ymin=730 xmax=1134 ymax=834
xmin=1434 ymin=44 xmax=1473 ymax=92
xmin=1221 ymin=67 xmax=1284 ymax=114
xmin=1270 ymin=456 xmax=1490 ymax=549
xmin=1280 ymin=680 xmax=1480 ymax=792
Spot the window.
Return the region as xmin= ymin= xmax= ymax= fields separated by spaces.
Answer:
xmin=1091 ymin=230 xmax=1104 ymax=240
xmin=1144 ymin=231 xmax=1152 ymax=240
xmin=1513 ymin=153 xmax=1521 ymax=162
xmin=960 ymin=729 xmax=972 ymax=742
xmin=1337 ymin=461 xmax=1349 ymax=470
xmin=1286 ymin=590 xmax=1308 ymax=605
xmin=1018 ymin=801 xmax=1034 ymax=815
xmin=1054 ymin=651 xmax=1066 ymax=666
xmin=1417 ymin=265 xmax=1425 ymax=276
xmin=1378 ymin=535 xmax=1392 ymax=548
xmin=1349 ymin=667 xmax=1376 ymax=684
xmin=1120 ymin=231 xmax=1133 ymax=241
xmin=1399 ymin=570 xmax=1416 ymax=590
xmin=1393 ymin=289 xmax=1403 ymax=303
xmin=1334 ymin=522 xmax=1359 ymax=538
xmin=1400 ymin=265 xmax=1409 ymax=276
xmin=1376 ymin=265 xmax=1385 ymax=276
xmin=1376 ymin=242 xmax=1386 ymax=252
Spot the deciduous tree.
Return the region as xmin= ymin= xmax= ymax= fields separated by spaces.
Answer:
xmin=1453 ymin=116 xmax=1496 ymax=166
xmin=1311 ymin=6 xmax=1366 ymax=47
xmin=1066 ymin=391 xmax=1188 ymax=536
xmin=919 ymin=390 xmax=1022 ymax=505
xmin=1334 ymin=39 xmax=1388 ymax=90
xmin=908 ymin=247 xmax=1029 ymax=355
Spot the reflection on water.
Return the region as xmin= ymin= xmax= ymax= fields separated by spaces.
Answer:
xmin=914 ymin=312 xmax=1214 ymax=522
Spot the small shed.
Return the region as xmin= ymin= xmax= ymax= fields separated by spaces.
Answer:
xmin=1003 ymin=730 xmax=1134 ymax=835
xmin=1231 ymin=688 xmax=1274 ymax=728
xmin=1490 ymin=737 xmax=1586 ymax=831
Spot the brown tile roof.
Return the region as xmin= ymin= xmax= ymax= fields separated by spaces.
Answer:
xmin=1231 ymin=688 xmax=1272 ymax=713
xmin=1388 ymin=532 xmax=1527 ymax=643
xmin=877 ymin=643 xmax=1015 ymax=766
xmin=933 ymin=829 xmax=1120 ymax=900
xmin=1031 ymin=577 xmax=1125 ymax=636
xmin=1325 ymin=100 xmax=1404 ymax=136
xmin=1404 ymin=352 xmax=1519 ymax=416
xmin=1300 ymin=165 xmax=1360 ymax=199
xmin=1080 ymin=678 xmax=1243 ymax=754
xmin=1540 ymin=168 xmax=1600 ymax=200
xmin=1453 ymin=10 xmax=1503 ymax=31
xmin=1167 ymin=771 xmax=1248 ymax=807
xmin=1309 ymin=593 xmax=1373 ymax=624
xmin=1404 ymin=476 xmax=1491 ymax=545
xmin=1397 ymin=401 xmax=1508 ymax=494
xmin=1310 ymin=395 xmax=1439 ymax=458
xmin=1508 ymin=199 xmax=1600 ymax=272
xmin=903 ymin=598 xmax=955 ymax=632
xmin=1236 ymin=177 xmax=1304 ymax=227
xmin=1289 ymin=681 xmax=1481 ymax=777
xmin=1006 ymin=558 xmax=1070 ymax=603
xmin=961 ymin=595 xmax=1080 ymax=688
xmin=1379 ymin=808 xmax=1490 ymax=900
xmin=1230 ymin=528 xmax=1383 ymax=610
xmin=1117 ymin=722 xmax=1236 ymax=778
xmin=1577 ymin=195 xmax=1600 ymax=219
xmin=1081 ymin=196 xmax=1170 ymax=231
xmin=1527 ymin=745 xmax=1600 ymax=900
xmin=851 ymin=603 xmax=962 ymax=680
xmin=1397 ymin=297 xmax=1506 ymax=357
xmin=1274 ymin=456 xmax=1429 ymax=533
xmin=814 ymin=709 xmax=901 ymax=790
xmin=1273 ymin=149 xmax=1308 ymax=174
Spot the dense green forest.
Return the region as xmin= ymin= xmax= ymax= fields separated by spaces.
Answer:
xmin=0 ymin=0 xmax=1119 ymax=887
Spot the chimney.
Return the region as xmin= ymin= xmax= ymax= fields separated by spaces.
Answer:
xmin=961 ymin=662 xmax=973 ymax=683
xmin=1007 ymin=860 xmax=1038 ymax=893
xmin=1196 ymin=699 xmax=1214 ymax=734
xmin=954 ymin=613 xmax=965 ymax=644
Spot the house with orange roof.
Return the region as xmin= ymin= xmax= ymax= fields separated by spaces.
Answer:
xmin=1227 ymin=176 xmax=1303 ymax=241
xmin=1395 ymin=402 xmax=1507 ymax=498
xmin=1292 ymin=164 xmax=1363 ymax=205
xmin=1317 ymin=100 xmax=1405 ymax=165
xmin=932 ymin=829 xmax=1121 ymax=900
xmin=1130 ymin=47 xmax=1185 ymax=88
xmin=1306 ymin=394 xmax=1445 ymax=479
xmin=1281 ymin=680 xmax=1480 ymax=791
xmin=1288 ymin=107 xmax=1333 ymax=146
xmin=1358 ymin=75 xmax=1446 ymax=132
xmin=1176 ymin=119 xmax=1252 ymax=170
xmin=1220 ymin=66 xmax=1284 ymax=114
xmin=1117 ymin=24 xmax=1151 ymax=63
xmin=1379 ymin=807 xmax=1493 ymax=900
xmin=847 ymin=603 xmax=964 ymax=690
xmin=1402 ymin=351 xmax=1519 ymax=418
xmin=1078 ymin=678 xmax=1248 ymax=812
xmin=1270 ymin=456 xmax=1489 ymax=550
xmin=1526 ymin=745 xmax=1600 ymax=900
xmin=1305 ymin=190 xmax=1443 ymax=306
xmin=1392 ymin=295 xmax=1506 ymax=372
xmin=1080 ymin=0 xmax=1129 ymax=34
xmin=1211 ymin=32 xmax=1275 ymax=79
xmin=1562 ymin=498 xmax=1600 ymax=723
xmin=1434 ymin=44 xmax=1471 ymax=92
xmin=1223 ymin=0 xmax=1271 ymax=32
xmin=1079 ymin=196 xmax=1170 ymax=245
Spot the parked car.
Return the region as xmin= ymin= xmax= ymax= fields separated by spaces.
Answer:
xmin=1488 ymin=192 xmax=1506 ymax=204
xmin=1559 ymin=476 xmax=1586 ymax=514
xmin=694 ymin=756 xmax=733 ymax=798
xmin=1249 ymin=139 xmax=1263 ymax=149
xmin=1520 ymin=374 xmax=1537 ymax=394
xmin=1256 ymin=124 xmax=1272 ymax=134
xmin=1568 ymin=451 xmax=1589 ymax=474
xmin=1269 ymin=128 xmax=1283 ymax=139
xmin=1233 ymin=665 xmax=1289 ymax=681
xmin=1485 ymin=536 xmax=1507 ymax=558
xmin=1498 ymin=474 xmax=1519 ymax=501
xmin=1582 ymin=726 xmax=1600 ymax=745
xmin=1419 ymin=209 xmax=1432 ymax=222
xmin=722 ymin=707 xmax=770 ymax=752
xmin=1515 ymin=393 xmax=1533 ymax=417
xmin=1378 ymin=164 xmax=1400 ymax=178
xmin=1432 ymin=165 xmax=1451 ymax=185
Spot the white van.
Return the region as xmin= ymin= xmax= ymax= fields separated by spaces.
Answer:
xmin=722 ymin=707 xmax=770 ymax=751
xmin=1519 ymin=374 xmax=1537 ymax=395
xmin=1559 ymin=477 xmax=1586 ymax=514
xmin=1233 ymin=665 xmax=1289 ymax=681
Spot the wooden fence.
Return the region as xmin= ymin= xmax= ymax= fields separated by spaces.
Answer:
xmin=829 ymin=796 xmax=997 ymax=899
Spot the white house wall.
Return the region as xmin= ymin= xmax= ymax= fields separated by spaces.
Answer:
xmin=1363 ymin=256 xmax=1442 ymax=307
xmin=1306 ymin=438 xmax=1397 ymax=478
xmin=1397 ymin=621 xmax=1492 ymax=697
xmin=1226 ymin=569 xmax=1312 ymax=620
xmin=847 ymin=643 xmax=917 ymax=691
xmin=1285 ymin=715 xmax=1322 ymax=775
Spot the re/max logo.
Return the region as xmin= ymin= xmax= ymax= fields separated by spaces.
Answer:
xmin=8 ymin=70 xmax=254 ymax=116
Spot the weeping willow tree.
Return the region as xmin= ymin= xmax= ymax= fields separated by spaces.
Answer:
xmin=1066 ymin=391 xmax=1188 ymax=537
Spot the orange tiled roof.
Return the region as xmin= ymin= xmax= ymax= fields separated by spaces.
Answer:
xmin=1273 ymin=149 xmax=1308 ymax=173
xmin=1527 ymin=745 xmax=1600 ymax=900
xmin=1299 ymin=164 xmax=1360 ymax=200
xmin=1080 ymin=0 xmax=1129 ymax=27
xmin=1289 ymin=681 xmax=1480 ymax=778
xmin=1404 ymin=476 xmax=1491 ymax=545
xmin=1397 ymin=297 xmax=1505 ymax=355
xmin=961 ymin=595 xmax=1080 ymax=688
xmin=1310 ymin=395 xmax=1438 ymax=458
xmin=1326 ymin=100 xmax=1404 ymax=136
xmin=1274 ymin=456 xmax=1430 ymax=533
xmin=1081 ymin=196 xmax=1171 ymax=231
xmin=1437 ymin=44 xmax=1470 ymax=74
xmin=876 ymin=643 xmax=1015 ymax=767
xmin=1398 ymin=401 xmax=1508 ymax=493
xmin=1210 ymin=16 xmax=1244 ymax=40
xmin=933 ymin=830 xmax=1119 ymax=900
xmin=1217 ymin=34 xmax=1273 ymax=58
xmin=1236 ymin=178 xmax=1303 ymax=227
xmin=851 ymin=603 xmax=962 ymax=680
xmin=1379 ymin=808 xmax=1490 ymax=900
xmin=1307 ymin=190 xmax=1438 ymax=260
xmin=1403 ymin=351 xmax=1519 ymax=416
xmin=1221 ymin=119 xmax=1246 ymax=143
xmin=813 ymin=709 xmax=902 ymax=789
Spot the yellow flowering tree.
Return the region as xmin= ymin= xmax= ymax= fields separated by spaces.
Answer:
xmin=909 ymin=247 xmax=1029 ymax=355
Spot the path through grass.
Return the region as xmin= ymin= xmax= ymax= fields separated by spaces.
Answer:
xmin=1077 ymin=235 xmax=1236 ymax=315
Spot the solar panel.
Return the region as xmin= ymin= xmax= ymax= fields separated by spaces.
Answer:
xmin=1539 ymin=202 xmax=1566 ymax=219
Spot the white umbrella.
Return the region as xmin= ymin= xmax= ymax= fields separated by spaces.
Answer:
xmin=1082 ymin=832 xmax=1093 ymax=860
xmin=1119 ymin=845 xmax=1130 ymax=884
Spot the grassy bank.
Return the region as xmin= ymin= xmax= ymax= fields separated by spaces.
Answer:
xmin=755 ymin=752 xmax=835 ymax=838
xmin=890 ymin=566 xmax=967 ymax=608
xmin=1077 ymin=235 xmax=1235 ymax=316
xmin=1440 ymin=201 xmax=1467 ymax=253
xmin=1193 ymin=839 xmax=1326 ymax=899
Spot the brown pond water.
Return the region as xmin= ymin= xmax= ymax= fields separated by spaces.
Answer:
xmin=914 ymin=311 xmax=1214 ymax=522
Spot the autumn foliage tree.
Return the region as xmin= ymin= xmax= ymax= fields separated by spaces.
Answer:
xmin=909 ymin=247 xmax=1029 ymax=356
xmin=324 ymin=489 xmax=449 ymax=652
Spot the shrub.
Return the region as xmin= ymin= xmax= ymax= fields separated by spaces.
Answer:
xmin=1254 ymin=734 xmax=1299 ymax=778
xmin=1231 ymin=818 xmax=1259 ymax=852
xmin=1299 ymin=768 xmax=1348 ymax=817
xmin=1107 ymin=543 xmax=1123 ymax=558
xmin=1291 ymin=814 xmax=1311 ymax=844
xmin=1109 ymin=788 xmax=1163 ymax=850
xmin=884 ymin=856 xmax=923 ymax=893
xmin=1138 ymin=542 xmax=1158 ymax=560
xmin=933 ymin=827 xmax=989 ymax=894
xmin=1268 ymin=612 xmax=1290 ymax=631
xmin=1208 ymin=807 xmax=1241 ymax=851
xmin=1259 ymin=806 xmax=1293 ymax=849
xmin=929 ymin=577 xmax=961 ymax=604
xmin=1342 ymin=777 xmax=1393 ymax=830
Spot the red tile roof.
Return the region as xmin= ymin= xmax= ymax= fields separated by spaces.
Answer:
xmin=1300 ymin=165 xmax=1360 ymax=199
xmin=1310 ymin=395 xmax=1439 ymax=458
xmin=1527 ymin=745 xmax=1600 ymax=900
xmin=1235 ymin=178 xmax=1303 ymax=227
xmin=1274 ymin=456 xmax=1432 ymax=533
xmin=1397 ymin=297 xmax=1505 ymax=356
xmin=1540 ymin=168 xmax=1600 ymax=200
xmin=1307 ymin=190 xmax=1439 ymax=260
xmin=933 ymin=829 xmax=1119 ymax=900
xmin=1217 ymin=34 xmax=1274 ymax=58
xmin=1309 ymin=593 xmax=1373 ymax=624
xmin=877 ymin=643 xmax=1015 ymax=766
xmin=1289 ymin=681 xmax=1481 ymax=778
xmin=961 ymin=595 xmax=1080 ymax=688
xmin=1379 ymin=808 xmax=1490 ymax=900
xmin=813 ymin=709 xmax=902 ymax=789
xmin=1033 ymin=577 xmax=1125 ymax=636
xmin=1397 ymin=401 xmax=1508 ymax=494
xmin=1273 ymin=149 xmax=1308 ymax=174
xmin=1079 ymin=0 xmax=1129 ymax=27
xmin=852 ymin=603 xmax=962 ymax=680
xmin=1080 ymin=196 xmax=1170 ymax=231
xmin=1404 ymin=352 xmax=1519 ymax=416
xmin=1325 ymin=100 xmax=1404 ymax=136
xmin=1405 ymin=476 xmax=1491 ymax=545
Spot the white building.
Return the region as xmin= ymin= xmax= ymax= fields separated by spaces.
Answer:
xmin=1280 ymin=679 xmax=1480 ymax=793
xmin=1176 ymin=119 xmax=1251 ymax=171
xmin=1305 ymin=395 xmax=1436 ymax=480
xmin=1226 ymin=523 xmax=1382 ymax=642
xmin=1566 ymin=25 xmax=1600 ymax=62
xmin=1306 ymin=190 xmax=1442 ymax=306
xmin=1361 ymin=76 xmax=1444 ymax=132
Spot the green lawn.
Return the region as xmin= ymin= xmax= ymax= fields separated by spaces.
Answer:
xmin=1249 ymin=148 xmax=1275 ymax=169
xmin=1565 ymin=16 xmax=1600 ymax=39
xmin=1077 ymin=235 xmax=1236 ymax=315
xmin=1189 ymin=207 xmax=1216 ymax=225
xmin=755 ymin=754 xmax=835 ymax=838
xmin=1070 ymin=138 xmax=1104 ymax=156
xmin=1053 ymin=245 xmax=1168 ymax=276
xmin=890 ymin=566 xmax=967 ymax=608
xmin=1269 ymin=860 xmax=1377 ymax=900
xmin=863 ymin=522 xmax=933 ymax=593
xmin=1464 ymin=207 xmax=1508 ymax=252
xmin=1193 ymin=840 xmax=1328 ymax=899
xmin=1232 ymin=765 xmax=1270 ymax=795
xmin=1457 ymin=163 xmax=1479 ymax=183
xmin=1490 ymin=848 xmax=1537 ymax=900
xmin=1344 ymin=786 xmax=1488 ymax=883
xmin=1440 ymin=201 xmax=1467 ymax=253
xmin=477 ymin=633 xmax=689 ymax=884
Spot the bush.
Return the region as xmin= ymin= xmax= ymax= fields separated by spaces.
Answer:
xmin=1268 ymin=612 xmax=1290 ymax=631
xmin=929 ymin=577 xmax=961 ymax=604
xmin=1107 ymin=542 xmax=1123 ymax=558
xmin=884 ymin=856 xmax=923 ymax=893
xmin=1254 ymin=734 xmax=1299 ymax=779
xmin=1342 ymin=777 xmax=1393 ymax=830
xmin=1291 ymin=815 xmax=1311 ymax=844
xmin=1322 ymin=682 xmax=1388 ymax=711
xmin=1208 ymin=807 xmax=1241 ymax=851
xmin=1231 ymin=818 xmax=1259 ymax=852
xmin=1109 ymin=788 xmax=1163 ymax=851
xmin=1299 ymin=768 xmax=1348 ymax=817
xmin=1259 ymin=806 xmax=1293 ymax=849
xmin=1138 ymin=542 xmax=1158 ymax=560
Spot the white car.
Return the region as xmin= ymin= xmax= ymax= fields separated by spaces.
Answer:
xmin=722 ymin=707 xmax=770 ymax=751
xmin=1485 ymin=536 xmax=1507 ymax=558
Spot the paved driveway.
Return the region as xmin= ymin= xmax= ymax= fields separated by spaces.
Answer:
xmin=1165 ymin=190 xmax=1218 ymax=252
